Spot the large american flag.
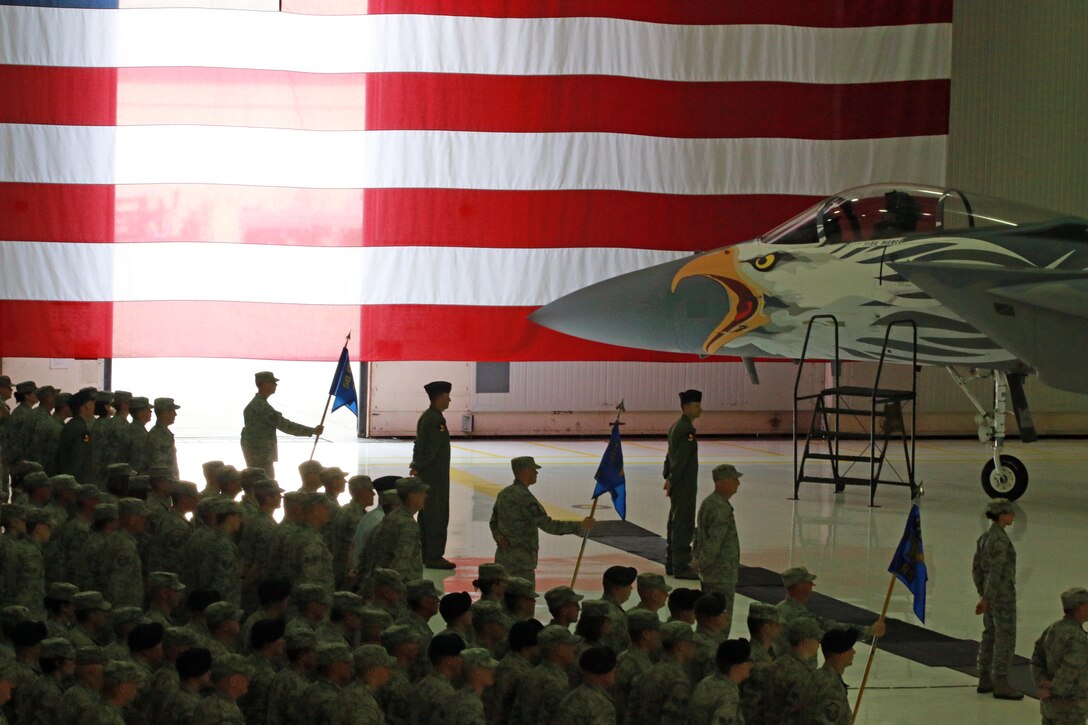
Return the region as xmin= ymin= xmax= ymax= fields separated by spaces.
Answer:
xmin=0 ymin=0 xmax=951 ymax=362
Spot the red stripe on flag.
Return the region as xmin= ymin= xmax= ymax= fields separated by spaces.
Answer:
xmin=0 ymin=301 xmax=113 ymax=358
xmin=363 ymin=0 xmax=952 ymax=26
xmin=0 ymin=184 xmax=115 ymax=244
xmin=366 ymin=76 xmax=950 ymax=140
xmin=364 ymin=190 xmax=820 ymax=250
xmin=360 ymin=305 xmax=718 ymax=362
xmin=0 ymin=66 xmax=117 ymax=126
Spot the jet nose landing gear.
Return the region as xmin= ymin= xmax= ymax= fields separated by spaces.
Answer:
xmin=981 ymin=455 xmax=1028 ymax=501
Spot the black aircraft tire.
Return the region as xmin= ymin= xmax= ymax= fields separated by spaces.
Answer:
xmin=981 ymin=455 xmax=1028 ymax=501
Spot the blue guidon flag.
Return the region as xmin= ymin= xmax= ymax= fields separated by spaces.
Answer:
xmin=888 ymin=503 xmax=927 ymax=622
xmin=592 ymin=420 xmax=627 ymax=520
xmin=329 ymin=346 xmax=358 ymax=417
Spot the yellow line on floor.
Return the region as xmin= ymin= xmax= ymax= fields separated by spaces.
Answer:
xmin=527 ymin=441 xmax=598 ymax=457
xmin=450 ymin=444 xmax=506 ymax=459
xmin=448 ymin=467 xmax=586 ymax=520
xmin=710 ymin=440 xmax=789 ymax=456
xmin=625 ymin=440 xmax=667 ymax=453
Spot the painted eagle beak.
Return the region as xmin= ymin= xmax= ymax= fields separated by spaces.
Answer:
xmin=670 ymin=247 xmax=770 ymax=354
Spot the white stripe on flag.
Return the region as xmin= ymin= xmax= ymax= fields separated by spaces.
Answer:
xmin=0 ymin=242 xmax=689 ymax=306
xmin=0 ymin=6 xmax=951 ymax=83
xmin=0 ymin=125 xmax=948 ymax=194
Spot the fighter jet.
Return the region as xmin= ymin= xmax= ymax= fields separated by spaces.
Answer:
xmin=531 ymin=183 xmax=1088 ymax=500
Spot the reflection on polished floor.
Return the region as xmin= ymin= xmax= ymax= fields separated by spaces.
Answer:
xmin=177 ymin=433 xmax=1087 ymax=724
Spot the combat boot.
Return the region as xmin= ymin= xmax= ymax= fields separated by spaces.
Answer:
xmin=991 ymin=677 xmax=1023 ymax=700
xmin=975 ymin=673 xmax=993 ymax=694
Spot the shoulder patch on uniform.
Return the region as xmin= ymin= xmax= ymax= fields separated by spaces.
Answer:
xmin=438 ymin=424 xmax=446 ymax=432
xmin=687 ymin=432 xmax=695 ymax=441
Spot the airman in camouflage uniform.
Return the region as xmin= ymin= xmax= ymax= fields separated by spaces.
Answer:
xmin=330 ymin=474 xmax=373 ymax=589
xmin=740 ymin=603 xmax=781 ymax=725
xmin=6 ymin=381 xmax=39 ymax=467
xmin=1031 ymin=587 xmax=1088 ymax=725
xmin=241 ymin=371 xmax=321 ymax=479
xmin=190 ymin=653 xmax=254 ymax=725
xmin=615 ymin=609 xmax=662 ymax=721
xmin=798 ymin=628 xmax=857 ymax=725
xmin=0 ymin=375 xmax=13 ymax=497
xmin=16 ymin=636 xmax=74 ymax=725
xmin=197 ymin=499 xmax=244 ymax=606
xmin=774 ymin=567 xmax=881 ymax=661
xmin=689 ymin=593 xmax=731 ymax=684
xmin=240 ymin=478 xmax=283 ymax=610
xmin=96 ymin=390 xmax=132 ymax=480
xmin=555 ymin=645 xmax=618 ymax=723
xmin=664 ymin=389 xmax=701 ymax=578
xmin=377 ymin=625 xmax=425 ymax=725
xmin=43 ymin=474 xmax=75 ymax=530
xmin=486 ymin=620 xmax=542 ymax=723
xmin=298 ymin=643 xmax=354 ymax=722
xmin=56 ymin=388 xmax=98 ymax=485
xmin=118 ymin=396 xmax=153 ymax=472
xmin=369 ymin=477 xmax=428 ymax=582
xmin=411 ymin=380 xmax=454 ymax=569
xmin=204 ymin=602 xmax=245 ymax=659
xmin=599 ymin=566 xmax=637 ymax=655
xmin=283 ymin=491 xmax=335 ymax=592
xmin=146 ymin=626 xmax=204 ymax=722
xmin=68 ymin=592 xmax=113 ymax=648
xmin=973 ymin=498 xmax=1023 ymax=699
xmin=2 ymin=509 xmax=51 ymax=618
xmin=764 ymin=618 xmax=821 ymax=724
xmin=240 ymin=618 xmax=285 ymax=725
xmin=332 ymin=644 xmax=395 ymax=725
xmin=692 ymin=464 xmax=742 ymax=624
xmin=446 ymin=647 xmax=500 ymax=725
xmin=266 ymin=628 xmax=318 ymax=725
xmin=410 ymin=632 xmax=466 ymax=723
xmin=54 ymin=645 xmax=107 ymax=723
xmin=99 ymin=498 xmax=147 ymax=609
xmin=24 ymin=386 xmax=62 ymax=475
xmin=510 ymin=625 xmax=579 ymax=723
xmin=95 ymin=658 xmax=148 ymax=725
xmin=145 ymin=398 xmax=180 ymax=481
xmin=490 ymin=456 xmax=593 ymax=586
xmin=628 ymin=621 xmax=696 ymax=725
xmin=161 ymin=647 xmax=213 ymax=725
xmin=690 ymin=639 xmax=752 ymax=725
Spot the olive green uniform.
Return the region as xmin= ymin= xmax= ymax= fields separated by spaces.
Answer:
xmin=664 ymin=414 xmax=698 ymax=574
xmin=410 ymin=406 xmax=450 ymax=563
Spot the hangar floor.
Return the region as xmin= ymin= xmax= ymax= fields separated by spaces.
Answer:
xmin=177 ymin=433 xmax=1087 ymax=724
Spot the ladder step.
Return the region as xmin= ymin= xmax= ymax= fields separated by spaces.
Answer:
xmin=807 ymin=431 xmax=887 ymax=441
xmin=798 ymin=475 xmax=913 ymax=488
xmin=803 ymin=453 xmax=880 ymax=463
xmin=816 ymin=407 xmax=889 ymax=416
xmin=817 ymin=386 xmax=916 ymax=401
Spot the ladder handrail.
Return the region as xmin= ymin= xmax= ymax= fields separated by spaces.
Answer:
xmin=870 ymin=319 xmax=919 ymax=499
xmin=793 ymin=315 xmax=841 ymax=494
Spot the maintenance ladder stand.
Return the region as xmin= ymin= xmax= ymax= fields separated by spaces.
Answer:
xmin=792 ymin=315 xmax=920 ymax=506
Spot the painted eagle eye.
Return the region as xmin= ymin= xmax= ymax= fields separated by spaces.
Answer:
xmin=751 ymin=253 xmax=777 ymax=271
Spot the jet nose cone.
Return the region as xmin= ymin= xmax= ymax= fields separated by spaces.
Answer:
xmin=530 ymin=255 xmax=731 ymax=355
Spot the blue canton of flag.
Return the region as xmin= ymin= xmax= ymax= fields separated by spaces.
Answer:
xmin=592 ymin=421 xmax=626 ymax=520
xmin=888 ymin=503 xmax=926 ymax=623
xmin=329 ymin=347 xmax=358 ymax=416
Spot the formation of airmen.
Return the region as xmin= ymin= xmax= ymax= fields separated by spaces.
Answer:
xmin=0 ymin=375 xmax=1084 ymax=723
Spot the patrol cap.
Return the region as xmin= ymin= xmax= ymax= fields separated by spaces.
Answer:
xmin=36 ymin=385 xmax=58 ymax=399
xmin=545 ymin=586 xmax=583 ymax=610
xmin=661 ymin=621 xmax=695 ymax=646
xmin=471 ymin=600 xmax=508 ymax=628
xmin=211 ymin=653 xmax=256 ymax=681
xmin=712 ymin=464 xmax=743 ymax=481
xmin=95 ymin=391 xmax=114 ymax=404
xmin=23 ymin=471 xmax=50 ymax=490
xmin=679 ymin=389 xmax=703 ymax=404
xmin=716 ymin=638 xmax=753 ymax=668
xmin=316 ymin=642 xmax=353 ymax=666
xmin=11 ymin=460 xmax=43 ymax=479
xmin=477 ymin=563 xmax=508 ymax=582
xmin=786 ymin=617 xmax=823 ymax=645
xmin=371 ymin=568 xmax=406 ymax=592
xmin=406 ymin=579 xmax=439 ymax=601
xmin=511 ymin=456 xmax=542 ymax=473
xmin=240 ymin=467 xmax=268 ymax=485
xmin=358 ymin=607 xmax=395 ymax=631
xmin=348 ymin=475 xmax=374 ymax=492
xmin=74 ymin=591 xmax=111 ymax=612
xmin=129 ymin=396 xmax=151 ymax=411
xmin=48 ymin=474 xmax=78 ymax=493
xmin=747 ymin=602 xmax=781 ymax=624
xmin=75 ymin=645 xmax=107 ymax=666
xmin=106 ymin=463 xmax=135 ymax=480
xmin=1061 ymin=587 xmax=1088 ymax=610
xmin=172 ymin=481 xmax=199 ymax=497
xmin=0 ymin=503 xmax=27 ymax=523
xmin=579 ymin=646 xmax=617 ymax=674
xmin=285 ymin=628 xmax=318 ymax=652
xmin=15 ymin=380 xmax=37 ymax=395
xmin=9 ymin=620 xmax=48 ymax=647
xmin=93 ymin=503 xmax=119 ymax=522
xmin=250 ymin=619 xmax=286 ymax=650
xmin=821 ymin=628 xmax=859 ymax=654
xmin=626 ymin=609 xmax=662 ymax=634
xmin=293 ymin=583 xmax=331 ymax=605
xmin=537 ymin=624 xmax=582 ymax=650
xmin=694 ymin=593 xmax=727 ymax=618
xmin=461 ymin=647 xmax=500 ymax=670
xmin=424 ymin=380 xmax=453 ymax=399
xmin=204 ymin=601 xmax=243 ymax=626
xmin=298 ymin=459 xmax=323 ymax=476
xmin=118 ymin=497 xmax=148 ymax=517
xmin=210 ymin=499 xmax=242 ymax=517
xmin=428 ymin=632 xmax=466 ymax=660
xmin=255 ymin=371 xmax=280 ymax=384
xmin=76 ymin=484 xmax=104 ymax=502
xmin=637 ymin=572 xmax=672 ymax=593
xmin=110 ymin=606 xmax=145 ymax=628
xmin=40 ymin=637 xmax=76 ymax=660
xmin=395 ymin=476 xmax=429 ymax=496
xmin=129 ymin=476 xmax=149 ymax=498
xmin=296 ymin=491 xmax=327 ymax=510
xmin=439 ymin=592 xmax=473 ymax=621
xmin=252 ymin=479 xmax=284 ymax=497
xmin=0 ymin=606 xmax=31 ymax=626
xmin=55 ymin=392 xmax=71 ymax=408
xmin=111 ymin=391 xmax=132 ymax=405
xmin=378 ymin=490 xmax=401 ymax=507
xmin=381 ymin=625 xmax=425 ymax=650
xmin=782 ymin=567 xmax=817 ymax=588
xmin=164 ymin=627 xmax=205 ymax=650
xmin=354 ymin=644 xmax=397 ymax=671
xmin=333 ymin=591 xmax=366 ymax=616
xmin=24 ymin=508 xmax=53 ymax=527
xmin=46 ymin=582 xmax=79 ymax=602
xmin=579 ymin=600 xmax=611 ymax=619
xmin=153 ymin=397 xmax=180 ymax=411
xmin=128 ymin=622 xmax=165 ymax=653
xmin=201 ymin=461 xmax=225 ymax=478
xmin=68 ymin=388 xmax=96 ymax=410
xmin=176 ymin=648 xmax=212 ymax=678
xmin=320 ymin=466 xmax=347 ymax=483
xmin=147 ymin=571 xmax=186 ymax=592
xmin=603 ymin=566 xmax=638 ymax=587
xmin=0 ymin=376 xmax=10 ymax=388
xmin=215 ymin=465 xmax=240 ymax=486
xmin=986 ymin=498 xmax=1015 ymax=516
xmin=507 ymin=577 xmax=538 ymax=599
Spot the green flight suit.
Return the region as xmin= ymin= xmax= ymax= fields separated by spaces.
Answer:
xmin=664 ymin=414 xmax=698 ymax=574
xmin=56 ymin=416 xmax=95 ymax=485
xmin=410 ymin=406 xmax=450 ymax=563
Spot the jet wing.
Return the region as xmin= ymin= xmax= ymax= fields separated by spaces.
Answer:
xmin=890 ymin=261 xmax=1088 ymax=395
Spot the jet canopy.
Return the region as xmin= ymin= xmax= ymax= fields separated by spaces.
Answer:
xmin=761 ymin=183 xmax=1063 ymax=246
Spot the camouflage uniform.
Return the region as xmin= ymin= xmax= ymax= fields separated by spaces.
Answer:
xmin=554 ymin=681 xmax=616 ymax=724
xmin=239 ymin=508 xmax=277 ymax=610
xmin=330 ymin=499 xmax=366 ymax=588
xmin=266 ymin=666 xmax=311 ymax=725
xmin=489 ymin=479 xmax=581 ymax=586
xmin=973 ymin=522 xmax=1017 ymax=682
xmin=26 ymin=409 xmax=63 ymax=476
xmin=99 ymin=529 xmax=144 ymax=609
xmin=332 ymin=681 xmax=386 ymax=725
xmin=160 ymin=686 xmax=202 ymax=725
xmin=445 ymin=686 xmax=487 ymax=725
xmin=690 ymin=625 xmax=727 ymax=684
xmin=145 ymin=423 xmax=179 ymax=481
xmin=664 ymin=412 xmax=698 ymax=574
xmin=692 ymin=490 xmax=739 ymax=619
xmin=486 ymin=650 xmax=533 ymax=724
xmin=298 ymin=676 xmax=343 ymax=723
xmin=149 ymin=509 xmax=193 ymax=579
xmin=690 ymin=675 xmax=743 ymax=725
xmin=0 ymin=397 xmax=11 ymax=496
xmin=773 ymin=599 xmax=871 ymax=660
xmin=16 ymin=671 xmax=65 ymax=725
xmin=376 ymin=666 xmax=413 ymax=725
xmin=286 ymin=525 xmax=335 ymax=592
xmin=764 ymin=650 xmax=816 ymax=724
xmin=198 ymin=528 xmax=242 ymax=607
xmin=1031 ymin=616 xmax=1088 ymax=725
xmin=511 ymin=660 xmax=571 ymax=723
xmin=410 ymin=405 xmax=451 ymax=564
xmin=627 ymin=653 xmax=693 ymax=725
xmin=6 ymin=401 xmax=36 ymax=465
xmin=409 ymin=673 xmax=458 ymax=723
xmin=240 ymin=393 xmax=316 ymax=478
xmin=600 ymin=596 xmax=631 ymax=656
xmin=96 ymin=414 xmax=130 ymax=482
xmin=190 ymin=690 xmax=246 ymax=725
xmin=56 ymin=416 xmax=95 ymax=485
xmin=614 ymin=647 xmax=652 ymax=721
xmin=797 ymin=662 xmax=849 ymax=725
xmin=54 ymin=680 xmax=103 ymax=723
xmin=369 ymin=507 xmax=423 ymax=583
xmin=2 ymin=537 xmax=46 ymax=618
xmin=143 ymin=663 xmax=181 ymax=723
xmin=118 ymin=418 xmax=150 ymax=473
xmin=179 ymin=525 xmax=215 ymax=589
xmin=740 ymin=640 xmax=775 ymax=725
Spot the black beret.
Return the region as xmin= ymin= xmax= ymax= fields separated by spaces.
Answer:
xmin=10 ymin=620 xmax=48 ymax=647
xmin=679 ymin=389 xmax=703 ymax=404
xmin=428 ymin=632 xmax=466 ymax=660
xmin=424 ymin=381 xmax=453 ymax=399
xmin=579 ymin=646 xmax=617 ymax=675
xmin=694 ymin=593 xmax=727 ymax=618
xmin=371 ymin=475 xmax=401 ymax=493
xmin=603 ymin=566 xmax=638 ymax=587
xmin=439 ymin=592 xmax=473 ymax=621
xmin=186 ymin=589 xmax=221 ymax=613
xmin=822 ymin=628 xmax=859 ymax=654
xmin=176 ymin=648 xmax=213 ymax=679
xmin=669 ymin=587 xmax=702 ymax=611
xmin=127 ymin=622 xmax=164 ymax=653
xmin=257 ymin=577 xmax=293 ymax=605
xmin=250 ymin=618 xmax=287 ymax=650
xmin=716 ymin=638 xmax=752 ymax=668
xmin=508 ymin=619 xmax=544 ymax=651
xmin=68 ymin=388 xmax=96 ymax=411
